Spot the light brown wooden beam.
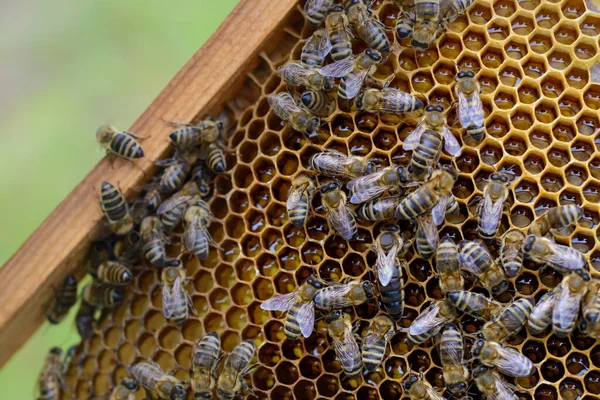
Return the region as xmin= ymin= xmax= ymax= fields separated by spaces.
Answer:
xmin=0 ymin=0 xmax=299 ymax=369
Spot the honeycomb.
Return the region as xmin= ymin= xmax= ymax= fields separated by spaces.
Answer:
xmin=59 ymin=0 xmax=600 ymax=399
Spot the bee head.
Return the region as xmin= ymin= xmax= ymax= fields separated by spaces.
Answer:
xmin=471 ymin=364 xmax=489 ymax=378
xmin=324 ymin=77 xmax=335 ymax=90
xmin=306 ymin=117 xmax=321 ymax=135
xmin=425 ymin=105 xmax=435 ymax=112
xmin=325 ymin=310 xmax=343 ymax=323
xmin=170 ymin=385 xmax=186 ymax=400
xmin=362 ymin=281 xmax=376 ymax=298
xmin=396 ymin=166 xmax=410 ymax=183
xmin=403 ymin=374 xmax=419 ymax=390
xmin=491 ymin=280 xmax=509 ymax=295
xmin=522 ymin=235 xmax=536 ymax=253
xmin=472 ymin=338 xmax=485 ymax=356
xmin=448 ymin=382 xmax=468 ymax=395
xmin=457 ymin=71 xmax=467 ymax=79
xmin=320 ymin=180 xmax=340 ymax=194
xmin=577 ymin=269 xmax=591 ymax=281
xmin=365 ymin=49 xmax=382 ymax=62
xmin=121 ymin=379 xmax=139 ymax=391
xmin=331 ymin=4 xmax=345 ymax=12
xmin=307 ymin=275 xmax=324 ymax=289
xmin=355 ymin=91 xmax=365 ymax=110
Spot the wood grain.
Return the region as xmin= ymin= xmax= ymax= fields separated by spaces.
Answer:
xmin=0 ymin=0 xmax=299 ymax=368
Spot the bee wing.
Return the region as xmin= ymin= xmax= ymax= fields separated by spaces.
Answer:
xmin=161 ymin=279 xmax=176 ymax=318
xmin=544 ymin=242 xmax=585 ymax=270
xmin=377 ymin=242 xmax=400 ymax=286
xmin=297 ymin=302 xmax=316 ymax=338
xmin=268 ymin=93 xmax=302 ymax=121
xmin=304 ymin=29 xmax=332 ymax=59
xmin=431 ymin=195 xmax=449 ymax=226
xmin=553 ymin=284 xmax=583 ymax=329
xmin=409 ymin=302 xmax=445 ymax=336
xmin=287 ymin=187 xmax=305 ymax=210
xmin=480 ymin=196 xmax=503 ymax=233
xmin=343 ymin=69 xmax=369 ymax=100
xmin=491 ymin=344 xmax=534 ymax=377
xmin=402 ymin=122 xmax=426 ymax=150
xmin=347 ymin=170 xmax=386 ymax=204
xmin=157 ymin=193 xmax=192 ymax=215
xmin=320 ymin=59 xmax=355 ymax=78
xmin=495 ymin=379 xmax=520 ymax=400
xmin=320 ymin=285 xmax=355 ymax=306
xmin=419 ymin=216 xmax=439 ymax=248
xmin=333 ymin=324 xmax=360 ymax=364
xmin=426 ymin=387 xmax=446 ymax=400
xmin=380 ymin=88 xmax=420 ymax=113
xmin=184 ymin=216 xmax=199 ymax=252
xmin=260 ymin=291 xmax=299 ymax=312
xmin=457 ymin=250 xmax=483 ymax=275
xmin=328 ymin=204 xmax=355 ymax=238
xmin=442 ymin=126 xmax=462 ymax=156
xmin=457 ymin=89 xmax=483 ymax=127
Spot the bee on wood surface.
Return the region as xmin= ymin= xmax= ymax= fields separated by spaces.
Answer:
xmin=320 ymin=49 xmax=383 ymax=100
xmin=203 ymin=142 xmax=227 ymax=174
xmin=553 ymin=273 xmax=587 ymax=338
xmin=320 ymin=180 xmax=357 ymax=241
xmin=301 ymin=28 xmax=332 ymax=67
xmin=416 ymin=214 xmax=439 ymax=259
xmin=309 ymin=149 xmax=372 ymax=180
xmin=278 ymin=62 xmax=335 ymax=91
xmin=361 ymin=314 xmax=395 ymax=371
xmin=191 ymin=332 xmax=222 ymax=399
xmin=346 ymin=0 xmax=391 ymax=53
xmin=38 ymin=347 xmax=64 ymax=400
xmin=99 ymin=181 xmax=134 ymax=235
xmin=438 ymin=324 xmax=469 ymax=396
xmin=130 ymin=362 xmax=186 ymax=400
xmin=477 ymin=172 xmax=511 ymax=241
xmin=300 ymin=90 xmax=335 ymax=117
xmin=326 ymin=310 xmax=363 ymax=377
xmin=261 ymin=275 xmax=324 ymax=339
xmin=347 ymin=165 xmax=413 ymax=205
xmin=371 ymin=227 xmax=408 ymax=286
xmin=82 ymin=282 xmax=123 ymax=308
xmin=268 ymin=92 xmax=321 ymax=136
xmin=529 ymin=204 xmax=583 ymax=237
xmin=446 ymin=290 xmax=503 ymax=321
xmin=458 ymin=240 xmax=509 ymax=296
xmin=287 ymin=174 xmax=317 ymax=228
xmin=326 ymin=5 xmax=353 ymax=61
xmin=216 ymin=340 xmax=257 ymax=400
xmin=522 ymin=234 xmax=590 ymax=280
xmin=435 ymin=238 xmax=464 ymax=294
xmin=314 ymin=278 xmax=375 ymax=309
xmin=161 ymin=263 xmax=194 ymax=324
xmin=156 ymin=148 xmax=201 ymax=194
xmin=138 ymin=180 xmax=163 ymax=213
xmin=481 ymin=297 xmax=535 ymax=342
xmin=355 ymin=87 xmax=423 ymax=114
xmin=304 ymin=0 xmax=335 ymax=27
xmin=110 ymin=378 xmax=139 ymax=400
xmin=499 ymin=229 xmax=525 ymax=278
xmin=96 ymin=124 xmax=144 ymax=160
xmin=166 ymin=118 xmax=223 ymax=149
xmin=473 ymin=365 xmax=519 ymax=400
xmin=112 ymin=230 xmax=141 ymax=264
xmin=528 ymin=289 xmax=557 ymax=336
xmin=140 ymin=216 xmax=170 ymax=267
xmin=184 ymin=199 xmax=215 ymax=260
xmin=357 ymin=196 xmax=402 ymax=221
xmin=472 ymin=339 xmax=535 ymax=378
xmin=407 ymin=300 xmax=457 ymax=345
xmin=455 ymin=69 xmax=485 ymax=142
xmin=403 ymin=373 xmax=445 ymax=400
xmin=91 ymin=261 xmax=132 ymax=287
xmin=157 ymin=181 xmax=202 ymax=232
xmin=47 ymin=274 xmax=78 ymax=324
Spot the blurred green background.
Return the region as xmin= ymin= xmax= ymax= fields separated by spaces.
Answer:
xmin=0 ymin=0 xmax=239 ymax=397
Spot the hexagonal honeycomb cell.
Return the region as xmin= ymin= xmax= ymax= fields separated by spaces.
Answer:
xmin=59 ymin=1 xmax=600 ymax=399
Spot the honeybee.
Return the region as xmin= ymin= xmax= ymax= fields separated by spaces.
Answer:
xmin=300 ymin=90 xmax=335 ymax=117
xmin=455 ymin=70 xmax=485 ymax=142
xmin=362 ymin=314 xmax=395 ymax=371
xmin=357 ymin=196 xmax=402 ymax=221
xmin=320 ymin=49 xmax=383 ymax=100
xmin=553 ymin=273 xmax=587 ymax=338
xmin=438 ymin=324 xmax=469 ymax=396
xmin=326 ymin=311 xmax=363 ymax=377
xmin=140 ymin=216 xmax=169 ymax=267
xmin=403 ymin=105 xmax=462 ymax=181
xmin=380 ymin=261 xmax=406 ymax=322
xmin=304 ymin=0 xmax=335 ymax=27
xmin=301 ymin=29 xmax=332 ymax=67
xmin=355 ymin=88 xmax=424 ymax=115
xmin=500 ymin=229 xmax=525 ymax=278
xmin=82 ymin=282 xmax=123 ymax=308
xmin=110 ymin=378 xmax=139 ymax=400
xmin=371 ymin=228 xmax=408 ymax=286
xmin=287 ymin=174 xmax=317 ymax=228
xmin=96 ymin=124 xmax=144 ymax=160
xmin=157 ymin=181 xmax=202 ymax=232
xmin=347 ymin=165 xmax=413 ymax=205
xmin=47 ymin=274 xmax=78 ymax=324
xmin=314 ymin=278 xmax=375 ymax=309
xmin=191 ymin=332 xmax=222 ymax=399
xmin=522 ymin=235 xmax=590 ymax=280
xmin=326 ymin=5 xmax=353 ymax=61
xmin=278 ymin=62 xmax=335 ymax=91
xmin=99 ymin=181 xmax=134 ymax=235
xmin=190 ymin=163 xmax=212 ymax=199
xmin=320 ymin=180 xmax=357 ymax=241
xmin=396 ymin=11 xmax=416 ymax=40
xmin=477 ymin=172 xmax=511 ymax=240
xmin=204 ymin=142 xmax=227 ymax=174
xmin=472 ymin=339 xmax=535 ymax=377
xmin=435 ymin=238 xmax=464 ymax=294
xmin=75 ymin=301 xmax=96 ymax=340
xmin=112 ymin=230 xmax=141 ymax=264
xmin=38 ymin=347 xmax=63 ymax=400
xmin=184 ymin=199 xmax=215 ymax=260
xmin=396 ymin=165 xmax=458 ymax=221
xmin=156 ymin=148 xmax=201 ymax=194
xmin=446 ymin=291 xmax=503 ymax=321
xmin=91 ymin=261 xmax=132 ymax=287
xmin=473 ymin=365 xmax=519 ymax=400
xmin=261 ymin=275 xmax=324 ymax=338
xmin=528 ymin=289 xmax=557 ymax=336
xmin=139 ymin=180 xmax=163 ymax=213
xmin=216 ymin=340 xmax=257 ymax=400
xmin=407 ymin=300 xmax=457 ymax=345
xmin=582 ymin=280 xmax=600 ymax=338
xmin=130 ymin=362 xmax=186 ymax=400
xmin=268 ymin=92 xmax=321 ymax=135
xmin=416 ymin=214 xmax=439 ymax=259
xmin=403 ymin=373 xmax=445 ymax=400
xmin=411 ymin=0 xmax=443 ymax=50
xmin=309 ymin=149 xmax=372 ymax=180
xmin=529 ymin=204 xmax=583 ymax=237
xmin=346 ymin=0 xmax=391 ymax=53
xmin=166 ymin=118 xmax=223 ymax=149
xmin=442 ymin=0 xmax=475 ymax=22
xmin=481 ymin=297 xmax=535 ymax=342
xmin=161 ymin=263 xmax=194 ymax=324
xmin=458 ymin=240 xmax=509 ymax=296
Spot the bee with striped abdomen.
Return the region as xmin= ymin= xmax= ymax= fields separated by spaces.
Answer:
xmin=156 ymin=148 xmax=201 ymax=194
xmin=287 ymin=174 xmax=317 ymax=228
xmin=371 ymin=227 xmax=408 ymax=286
xmin=380 ymin=261 xmax=406 ymax=322
xmin=529 ymin=204 xmax=583 ymax=237
xmin=261 ymin=275 xmax=324 ymax=339
xmin=403 ymin=373 xmax=445 ymax=400
xmin=396 ymin=11 xmax=416 ymax=40
xmin=472 ymin=339 xmax=535 ymax=378
xmin=216 ymin=340 xmax=257 ymax=400
xmin=481 ymin=297 xmax=535 ymax=342
xmin=477 ymin=172 xmax=511 ymax=241
xmin=203 ymin=141 xmax=227 ymax=174
xmin=99 ymin=181 xmax=134 ymax=235
xmin=166 ymin=118 xmax=223 ymax=149
xmin=47 ymin=274 xmax=78 ymax=324
xmin=320 ymin=49 xmax=383 ymax=100
xmin=301 ymin=28 xmax=332 ymax=68
xmin=438 ymin=324 xmax=469 ymax=396
xmin=473 ymin=365 xmax=519 ymax=400
xmin=278 ymin=62 xmax=335 ymax=91
xmin=396 ymin=165 xmax=458 ymax=221
xmin=435 ymin=238 xmax=464 ymax=294
xmin=522 ymin=234 xmax=590 ymax=280
xmin=92 ymin=261 xmax=133 ymax=287
xmin=184 ymin=199 xmax=215 ymax=260
xmin=416 ymin=214 xmax=439 ymax=259
xmin=38 ymin=347 xmax=63 ymax=400
xmin=357 ymin=196 xmax=402 ymax=221
xmin=407 ymin=300 xmax=457 ymax=345
xmin=130 ymin=362 xmax=186 ymax=400
xmin=96 ymin=125 xmax=144 ymax=160
xmin=403 ymin=105 xmax=462 ymax=182
xmin=326 ymin=311 xmax=363 ymax=377
xmin=528 ymin=289 xmax=557 ymax=336
xmin=138 ymin=180 xmax=163 ymax=213
xmin=140 ymin=216 xmax=170 ymax=267
xmin=347 ymin=165 xmax=413 ymax=205
xmin=442 ymin=0 xmax=476 ymax=22
xmin=458 ymin=240 xmax=509 ymax=296
xmin=314 ymin=278 xmax=375 ymax=309
xmin=157 ymin=181 xmax=201 ymax=232
xmin=191 ymin=332 xmax=222 ymax=399
xmin=325 ymin=5 xmax=353 ymax=61
xmin=320 ymin=180 xmax=357 ymax=241
xmin=500 ymin=229 xmax=525 ymax=278
xmin=446 ymin=290 xmax=502 ymax=321
xmin=268 ymin=92 xmax=321 ymax=136
xmin=161 ymin=263 xmax=194 ymax=324
xmin=110 ymin=378 xmax=139 ymax=400
xmin=362 ymin=314 xmax=394 ymax=371
xmin=309 ymin=149 xmax=372 ymax=180
xmin=346 ymin=0 xmax=391 ymax=53
xmin=412 ymin=0 xmax=442 ymax=50
xmin=553 ymin=273 xmax=587 ymax=338
xmin=304 ymin=0 xmax=335 ymax=27
xmin=300 ymin=90 xmax=335 ymax=117
xmin=82 ymin=282 xmax=123 ymax=308
xmin=355 ymin=88 xmax=424 ymax=115
xmin=190 ymin=163 xmax=212 ymax=199
xmin=455 ymin=70 xmax=485 ymax=143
